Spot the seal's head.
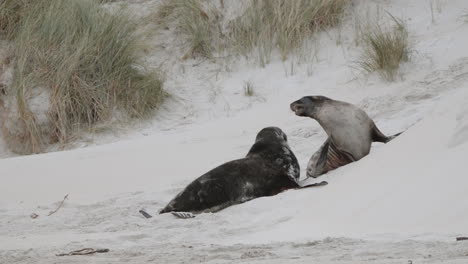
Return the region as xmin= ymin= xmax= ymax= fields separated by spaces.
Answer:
xmin=248 ymin=127 xmax=300 ymax=182
xmin=254 ymin=126 xmax=288 ymax=143
xmin=290 ymin=96 xmax=330 ymax=117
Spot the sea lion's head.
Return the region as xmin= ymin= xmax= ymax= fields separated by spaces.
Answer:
xmin=290 ymin=96 xmax=330 ymax=117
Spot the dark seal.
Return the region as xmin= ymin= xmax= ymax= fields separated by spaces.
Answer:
xmin=160 ymin=127 xmax=302 ymax=214
xmin=290 ymin=96 xmax=401 ymax=178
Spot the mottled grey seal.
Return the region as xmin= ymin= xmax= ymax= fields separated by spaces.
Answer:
xmin=290 ymin=96 xmax=401 ymax=178
xmin=160 ymin=127 xmax=326 ymax=215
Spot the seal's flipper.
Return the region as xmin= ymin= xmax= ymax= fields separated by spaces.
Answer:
xmin=297 ymin=181 xmax=328 ymax=189
xmin=171 ymin=212 xmax=196 ymax=219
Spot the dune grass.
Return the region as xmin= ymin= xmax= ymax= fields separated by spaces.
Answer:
xmin=0 ymin=0 xmax=32 ymax=39
xmin=155 ymin=0 xmax=347 ymax=66
xmin=229 ymin=0 xmax=347 ymax=65
xmin=5 ymin=0 xmax=164 ymax=154
xmin=156 ymin=0 xmax=222 ymax=59
xmin=357 ymin=15 xmax=410 ymax=81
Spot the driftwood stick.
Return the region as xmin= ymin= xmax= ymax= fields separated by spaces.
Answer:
xmin=56 ymin=248 xmax=109 ymax=256
xmin=48 ymin=194 xmax=69 ymax=216
xmin=139 ymin=209 xmax=153 ymax=219
xmin=456 ymin=237 xmax=468 ymax=241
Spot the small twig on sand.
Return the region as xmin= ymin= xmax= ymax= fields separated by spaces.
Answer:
xmin=30 ymin=213 xmax=39 ymax=219
xmin=456 ymin=237 xmax=468 ymax=241
xmin=48 ymin=194 xmax=69 ymax=216
xmin=56 ymin=248 xmax=109 ymax=256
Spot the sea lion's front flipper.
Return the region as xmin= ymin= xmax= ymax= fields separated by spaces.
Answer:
xmin=323 ymin=140 xmax=355 ymax=172
xmin=306 ymin=138 xmax=330 ymax=178
xmin=297 ymin=180 xmax=328 ymax=189
xmin=307 ymin=138 xmax=356 ymax=178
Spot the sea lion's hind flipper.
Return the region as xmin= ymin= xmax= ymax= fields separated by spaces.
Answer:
xmin=371 ymin=123 xmax=391 ymax=143
xmin=387 ymin=131 xmax=403 ymax=141
xmin=297 ymin=181 xmax=328 ymax=189
xmin=171 ymin=212 xmax=196 ymax=219
xmin=371 ymin=123 xmax=403 ymax=143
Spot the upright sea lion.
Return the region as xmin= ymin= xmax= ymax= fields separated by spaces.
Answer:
xmin=160 ymin=127 xmax=325 ymax=215
xmin=290 ymin=96 xmax=401 ymax=178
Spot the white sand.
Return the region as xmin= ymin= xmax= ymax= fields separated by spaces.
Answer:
xmin=1 ymin=0 xmax=468 ymax=263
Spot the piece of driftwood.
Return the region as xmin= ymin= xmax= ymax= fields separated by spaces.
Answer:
xmin=139 ymin=209 xmax=152 ymax=219
xmin=56 ymin=248 xmax=109 ymax=256
xmin=456 ymin=237 xmax=468 ymax=241
xmin=30 ymin=213 xmax=39 ymax=219
xmin=48 ymin=194 xmax=69 ymax=216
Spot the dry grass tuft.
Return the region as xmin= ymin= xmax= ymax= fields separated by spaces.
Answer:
xmin=243 ymin=81 xmax=254 ymax=96
xmin=227 ymin=0 xmax=347 ymax=65
xmin=156 ymin=0 xmax=222 ymax=58
xmin=0 ymin=0 xmax=32 ymax=39
xmin=357 ymin=14 xmax=410 ymax=81
xmin=155 ymin=0 xmax=347 ymax=65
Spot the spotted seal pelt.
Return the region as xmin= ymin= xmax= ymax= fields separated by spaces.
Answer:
xmin=160 ymin=127 xmax=326 ymax=216
xmin=290 ymin=96 xmax=401 ymax=178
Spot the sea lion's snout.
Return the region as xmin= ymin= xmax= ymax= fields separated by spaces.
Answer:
xmin=290 ymin=101 xmax=306 ymax=116
xmin=290 ymin=96 xmax=325 ymax=117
